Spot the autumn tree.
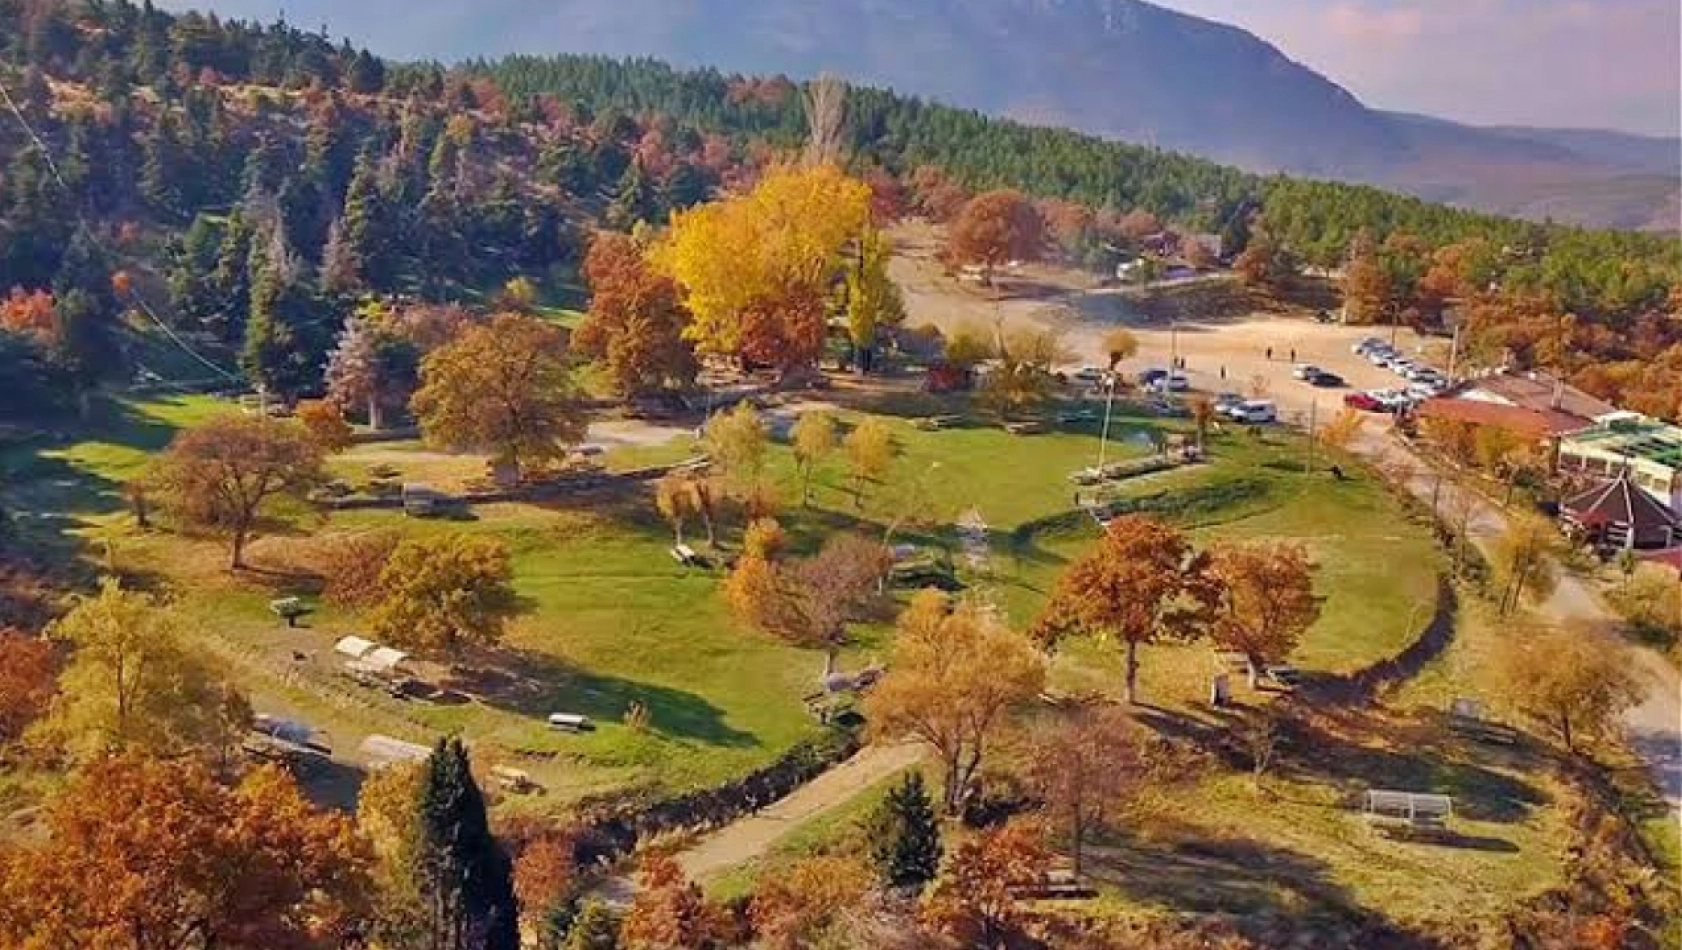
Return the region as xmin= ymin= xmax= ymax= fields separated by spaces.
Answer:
xmin=621 ymin=854 xmax=725 ymax=950
xmin=1101 ymin=328 xmax=1138 ymax=371
xmin=368 ymin=534 xmax=519 ymax=654
xmin=577 ymin=231 xmax=698 ymax=398
xmin=749 ymin=855 xmax=874 ymax=950
xmin=0 ymin=754 xmax=370 ymax=950
xmin=942 ymin=322 xmax=995 ymax=371
xmin=357 ymin=761 xmax=428 ymax=944
xmin=727 ymin=534 xmax=890 ymax=676
xmin=1317 ymin=406 xmax=1367 ymax=452
xmin=865 ymin=770 xmax=942 ymax=895
xmin=1497 ymin=624 xmax=1644 ymax=754
xmin=415 ymin=738 xmax=519 ymax=950
xmin=1034 ymin=515 xmax=1220 ymax=704
xmin=315 ymin=530 xmax=401 ymax=609
xmin=36 ymin=579 xmax=249 ymax=762
xmin=296 ymin=397 xmax=354 ymax=453
xmin=790 ymin=411 xmax=839 ymax=506
xmin=844 ymin=227 xmax=905 ymax=372
xmin=980 ymin=324 xmax=1069 ymax=418
xmin=1187 ymin=395 xmax=1217 ymax=449
xmin=946 ymin=189 xmax=1044 ymax=286
xmin=1232 ymin=219 xmax=1295 ymax=299
xmin=148 ymin=413 xmax=325 ymax=569
xmin=412 ymin=313 xmax=587 ymax=483
xmin=1206 ymin=542 xmax=1321 ymax=686
xmin=513 ymin=829 xmax=580 ymax=942
xmin=920 ymin=817 xmax=1050 ymax=950
xmin=1024 ymin=706 xmax=1149 ymax=876
xmin=1341 ymin=229 xmax=1394 ymax=326
xmin=0 ymin=628 xmax=56 ymax=743
xmin=1492 ymin=513 xmax=1563 ymax=615
xmin=865 ymin=591 xmax=1045 ymax=813
xmin=655 ymin=473 xmax=703 ymax=546
xmin=703 ymin=402 xmax=768 ymax=494
xmin=843 ymin=416 xmax=898 ymax=509
xmin=661 ymin=165 xmax=871 ymax=370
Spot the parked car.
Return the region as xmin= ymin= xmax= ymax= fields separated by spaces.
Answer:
xmin=1229 ymin=400 xmax=1277 ymax=424
xmin=1352 ymin=337 xmax=1387 ymax=355
xmin=1307 ymin=370 xmax=1345 ymax=388
xmin=1386 ymin=358 xmax=1418 ymax=376
xmin=1213 ymin=392 xmax=1246 ymax=411
xmin=1137 ymin=367 xmax=1170 ymax=387
xmin=1291 ymin=363 xmax=1321 ymax=380
xmin=1366 ymin=348 xmax=1398 ymax=366
xmin=1151 ymin=372 xmax=1189 ymax=392
xmin=1073 ymin=366 xmax=1104 ymax=383
xmin=1344 ymin=391 xmax=1384 ymax=412
xmin=1371 ymin=389 xmax=1411 ymax=412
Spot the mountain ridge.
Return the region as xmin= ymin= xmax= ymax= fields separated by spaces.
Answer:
xmin=163 ymin=0 xmax=1680 ymax=230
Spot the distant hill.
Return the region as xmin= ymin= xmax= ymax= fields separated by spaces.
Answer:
xmin=147 ymin=0 xmax=1676 ymax=231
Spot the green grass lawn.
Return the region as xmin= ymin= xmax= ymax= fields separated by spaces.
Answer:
xmin=8 ymin=390 xmax=1574 ymax=932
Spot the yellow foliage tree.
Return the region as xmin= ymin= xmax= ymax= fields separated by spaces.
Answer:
xmin=659 ymin=165 xmax=871 ymax=369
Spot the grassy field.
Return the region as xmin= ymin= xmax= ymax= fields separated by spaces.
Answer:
xmin=4 ymin=389 xmax=1578 ymax=929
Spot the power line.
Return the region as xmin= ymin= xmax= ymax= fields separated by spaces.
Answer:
xmin=0 ymin=73 xmax=245 ymax=383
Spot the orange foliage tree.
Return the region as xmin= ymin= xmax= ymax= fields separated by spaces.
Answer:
xmin=945 ymin=189 xmax=1044 ymax=285
xmin=920 ymin=818 xmax=1051 ymax=949
xmin=0 ymin=755 xmax=371 ymax=950
xmin=1033 ymin=515 xmax=1220 ymax=705
xmin=621 ymin=854 xmax=726 ymax=950
xmin=1206 ymin=541 xmax=1321 ymax=686
xmin=749 ymin=855 xmax=874 ymax=950
xmin=577 ymin=231 xmax=698 ymax=398
xmin=295 ymin=398 xmax=354 ymax=453
xmin=0 ymin=628 xmax=56 ymax=743
xmin=0 ymin=287 xmax=56 ymax=339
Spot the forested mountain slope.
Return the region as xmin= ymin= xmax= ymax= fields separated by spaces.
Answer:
xmin=166 ymin=0 xmax=1681 ymax=229
xmin=1 ymin=0 xmax=1678 ymax=424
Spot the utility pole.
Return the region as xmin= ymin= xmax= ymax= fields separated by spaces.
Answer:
xmin=1304 ymin=399 xmax=1318 ymax=474
xmin=1446 ymin=322 xmax=1463 ymax=380
xmin=1096 ymin=375 xmax=1116 ymax=472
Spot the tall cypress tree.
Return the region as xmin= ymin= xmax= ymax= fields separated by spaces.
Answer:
xmin=210 ymin=209 xmax=255 ymax=343
xmin=603 ymin=158 xmax=656 ymax=231
xmin=866 ymin=771 xmax=942 ymax=895
xmin=415 ymin=738 xmax=519 ymax=950
xmin=240 ymin=218 xmax=325 ymax=399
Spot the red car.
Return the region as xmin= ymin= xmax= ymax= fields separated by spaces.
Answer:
xmin=1343 ymin=391 xmax=1383 ymax=412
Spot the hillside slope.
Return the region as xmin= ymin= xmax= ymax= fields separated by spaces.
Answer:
xmin=165 ymin=0 xmax=1679 ymax=229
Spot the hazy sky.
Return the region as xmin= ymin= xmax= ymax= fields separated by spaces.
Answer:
xmin=1159 ymin=0 xmax=1681 ymax=135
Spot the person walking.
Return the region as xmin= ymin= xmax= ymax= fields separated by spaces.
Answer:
xmin=1290 ymin=347 xmax=1297 ymax=362
xmin=1266 ymin=346 xmax=1273 ymax=361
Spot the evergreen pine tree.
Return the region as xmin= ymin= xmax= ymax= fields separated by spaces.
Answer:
xmin=415 ymin=738 xmax=520 ymax=950
xmin=139 ymin=110 xmax=184 ymax=220
xmin=241 ymin=219 xmax=326 ymax=399
xmin=604 ymin=158 xmax=656 ymax=231
xmin=866 ymin=771 xmax=941 ymax=895
xmin=210 ymin=210 xmax=255 ymax=342
xmin=319 ymin=216 xmax=364 ymax=296
xmin=169 ymin=214 xmax=225 ymax=329
xmin=660 ymin=161 xmax=707 ymax=213
xmin=342 ymin=148 xmax=391 ymax=287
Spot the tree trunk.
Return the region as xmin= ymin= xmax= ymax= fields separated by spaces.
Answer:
xmin=700 ymin=508 xmax=716 ymax=547
xmin=823 ymin=648 xmax=838 ymax=680
xmin=1071 ymin=810 xmax=1084 ymax=877
xmin=229 ymin=528 xmax=247 ymax=570
xmin=368 ymin=395 xmax=383 ymax=431
xmin=1124 ymin=640 xmax=1140 ymax=705
xmin=672 ymin=517 xmax=684 ymax=547
xmin=1246 ymin=656 xmax=1261 ymax=690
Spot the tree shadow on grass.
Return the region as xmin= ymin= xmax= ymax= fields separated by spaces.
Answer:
xmin=1272 ymin=710 xmax=1549 ymax=824
xmin=443 ymin=646 xmax=756 ymax=749
xmin=1084 ymin=821 xmax=1359 ymax=917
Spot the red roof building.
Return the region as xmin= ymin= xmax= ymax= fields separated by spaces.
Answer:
xmin=1414 ymin=397 xmax=1585 ymax=440
xmin=1561 ymin=470 xmax=1678 ymax=550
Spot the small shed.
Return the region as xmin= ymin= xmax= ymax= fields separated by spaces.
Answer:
xmin=334 ymin=635 xmax=378 ymax=660
xmin=1561 ymin=470 xmax=1678 ymax=550
xmin=1364 ymin=790 xmax=1453 ymax=831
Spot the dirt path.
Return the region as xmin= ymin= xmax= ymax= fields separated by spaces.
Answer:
xmin=675 ymin=742 xmax=926 ymax=881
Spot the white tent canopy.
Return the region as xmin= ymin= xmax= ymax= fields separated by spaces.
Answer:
xmin=334 ymin=635 xmax=377 ymax=659
xmin=364 ymin=646 xmax=410 ymax=673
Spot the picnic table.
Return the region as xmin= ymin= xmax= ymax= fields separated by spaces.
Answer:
xmin=269 ymin=597 xmax=311 ymax=628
